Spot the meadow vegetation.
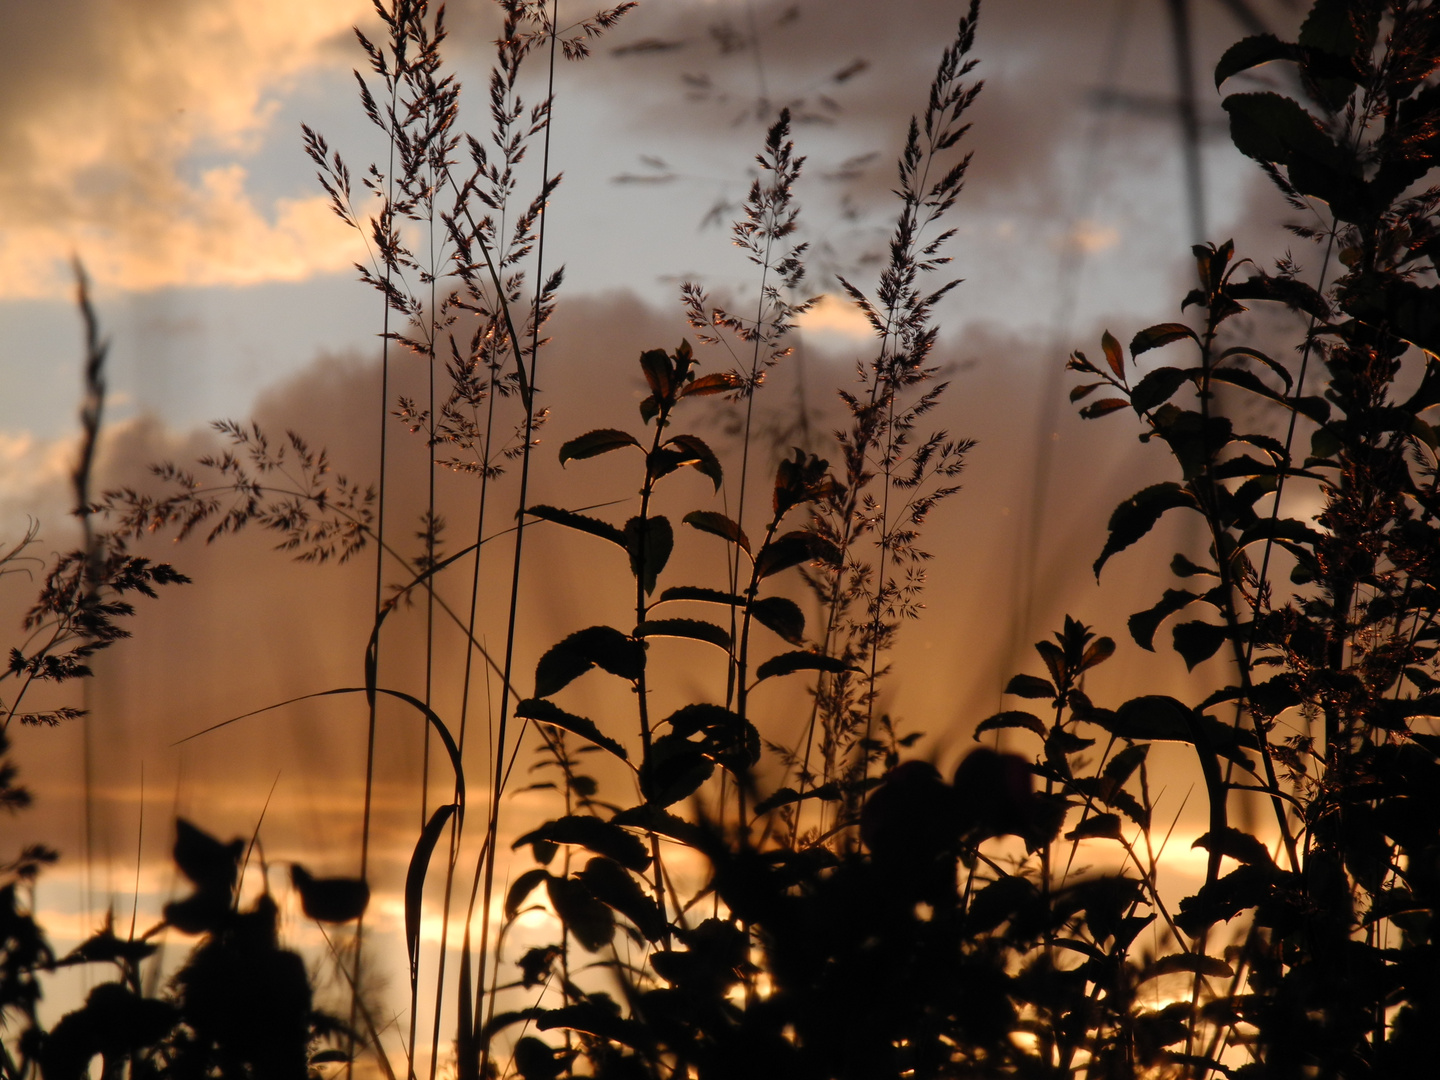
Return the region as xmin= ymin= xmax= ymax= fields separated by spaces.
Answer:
xmin=3 ymin=0 xmax=1440 ymax=1077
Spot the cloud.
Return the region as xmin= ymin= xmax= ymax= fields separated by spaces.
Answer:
xmin=0 ymin=0 xmax=370 ymax=297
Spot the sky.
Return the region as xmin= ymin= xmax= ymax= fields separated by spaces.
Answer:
xmin=0 ymin=0 xmax=1313 ymax=1067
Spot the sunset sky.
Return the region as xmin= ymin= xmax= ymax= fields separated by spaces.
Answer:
xmin=1 ymin=0 xmax=1309 ymax=1065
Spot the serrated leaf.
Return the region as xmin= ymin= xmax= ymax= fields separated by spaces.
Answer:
xmin=1193 ymin=827 xmax=1277 ymax=868
xmin=526 ymin=505 xmax=625 ymax=548
xmin=1065 ymin=812 xmax=1124 ymax=841
xmin=750 ymin=595 xmax=806 ymax=644
xmin=682 ymin=510 xmax=751 ymax=554
xmin=638 ymin=347 xmax=673 ymax=401
xmin=1129 ymin=589 xmax=1205 ymax=651
xmin=558 ymin=428 xmax=641 ymax=465
xmin=658 ymin=585 xmax=744 ymax=606
xmin=755 ymin=530 xmax=840 ymax=579
xmin=665 ymin=434 xmax=723 ymax=491
xmin=754 ymin=650 xmax=857 ymax=683
xmin=1080 ymin=397 xmax=1130 ymax=419
xmin=1130 ymin=322 xmax=1198 ymax=356
xmin=1004 ymin=674 xmax=1056 ymax=700
xmin=1101 ymin=330 xmax=1124 ymax=377
xmin=1130 ymin=367 xmax=1195 ymax=413
xmin=974 ymin=710 xmax=1047 ymax=740
xmin=635 ymin=618 xmax=731 ymax=651
xmin=534 ymin=626 xmax=645 ymax=697
xmin=625 ymin=516 xmax=673 ymax=596
xmin=578 ymin=857 xmax=665 ymax=941
xmin=680 ymin=371 xmax=744 ymax=397
xmin=515 ymin=698 xmax=628 ymax=761
xmin=1215 ymin=33 xmax=1302 ymax=88
xmin=1095 ymin=483 xmax=1196 ymax=578
xmin=514 ymin=815 xmax=651 ymax=872
xmin=546 ymin=875 xmax=615 ymax=952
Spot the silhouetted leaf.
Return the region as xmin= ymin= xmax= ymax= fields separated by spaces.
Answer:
xmin=680 ymin=371 xmax=745 ymax=397
xmin=625 ymin=515 xmax=673 ymax=595
xmin=173 ymin=819 xmax=243 ymax=895
xmin=558 ymin=428 xmax=641 ymax=465
xmin=506 ymin=868 xmax=551 ymax=918
xmin=514 ymin=816 xmax=651 ymax=872
xmin=1173 ymin=620 xmax=1229 ymax=670
xmin=635 ymin=618 xmax=730 ymax=651
xmin=1080 ymin=398 xmax=1129 ymax=419
xmin=515 ymin=698 xmax=628 ymax=761
xmin=1140 ymin=953 xmax=1235 ymax=981
xmin=513 ymin=1036 xmax=563 ymax=1080
xmin=974 ymin=710 xmax=1047 ymax=739
xmin=682 ymin=510 xmax=750 ymax=554
xmin=1101 ymin=330 xmax=1124 ymax=377
xmin=407 ymin=803 xmax=456 ymax=981
xmin=1130 ymin=367 xmax=1195 ymax=413
xmin=290 ymin=864 xmax=370 ymax=923
xmin=578 ymin=857 xmax=665 ymax=941
xmin=1129 ymin=589 xmax=1205 ymax=650
xmin=658 ymin=585 xmax=742 ymax=607
xmin=534 ymin=626 xmax=645 ymax=697
xmin=1215 ymin=33 xmax=1303 ymax=88
xmin=1193 ymin=827 xmax=1277 ymax=869
xmin=642 ymin=733 xmax=715 ymax=806
xmin=546 ymin=875 xmax=615 ymax=952
xmin=755 ymin=530 xmax=840 ymax=579
xmin=525 ymin=504 xmax=625 ymax=548
xmin=1005 ymin=674 xmax=1056 ymax=699
xmin=754 ymin=650 xmax=857 ymax=683
xmin=1130 ymin=322 xmax=1198 ymax=356
xmin=1223 ymin=92 xmax=1361 ymax=217
xmin=1066 ymin=813 xmax=1124 ymax=841
xmin=1095 ymin=483 xmax=1196 ymax=578
xmin=750 ymin=596 xmax=806 ymax=644
xmin=664 ymin=434 xmax=722 ymax=490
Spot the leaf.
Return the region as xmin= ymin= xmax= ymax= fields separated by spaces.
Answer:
xmin=658 ymin=586 xmax=743 ymax=607
xmin=1128 ymin=589 xmax=1205 ymax=651
xmin=290 ymin=864 xmax=370 ymax=923
xmin=1095 ymin=483 xmax=1196 ymax=578
xmin=514 ymin=815 xmax=651 ymax=872
xmin=1101 ymin=330 xmax=1124 ymax=377
xmin=974 ymin=710 xmax=1047 ymax=740
xmin=1065 ymin=812 xmax=1124 ymax=841
xmin=754 ymin=650 xmax=857 ymax=683
xmin=635 ymin=618 xmax=731 ymax=651
xmin=638 ymin=347 xmax=673 ymax=401
xmin=525 ymin=504 xmax=625 ymax=548
xmin=682 ymin=510 xmax=751 ymax=554
xmin=1004 ymin=674 xmax=1056 ymax=700
xmin=1129 ymin=367 xmax=1195 ymax=413
xmin=1080 ymin=398 xmax=1130 ymax=419
xmin=664 ymin=434 xmax=723 ymax=491
xmin=505 ymin=868 xmax=551 ymax=918
xmin=1140 ymin=953 xmax=1235 ymax=981
xmin=750 ymin=596 xmax=806 ymax=644
xmin=1130 ymin=322 xmax=1198 ymax=356
xmin=577 ymin=857 xmax=665 ymax=942
xmin=1173 ymin=620 xmax=1229 ymax=670
xmin=534 ymin=626 xmax=645 ymax=697
xmin=545 ymin=875 xmax=615 ymax=952
xmin=558 ymin=428 xmax=641 ymax=465
xmin=1223 ymin=92 xmax=1361 ymax=218
xmin=1217 ymin=345 xmax=1295 ymax=390
xmin=1215 ymin=33 xmax=1303 ymax=88
xmin=1193 ymin=827 xmax=1277 ymax=869
xmin=407 ymin=803 xmax=457 ymax=982
xmin=625 ymin=516 xmax=673 ymax=596
xmin=680 ymin=371 xmax=745 ymax=397
xmin=515 ymin=698 xmax=628 ymax=761
xmin=755 ymin=530 xmax=840 ymax=579
xmin=172 ymin=819 xmax=243 ymax=894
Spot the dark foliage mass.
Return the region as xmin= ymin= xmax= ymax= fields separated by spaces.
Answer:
xmin=3 ymin=0 xmax=1439 ymax=1077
